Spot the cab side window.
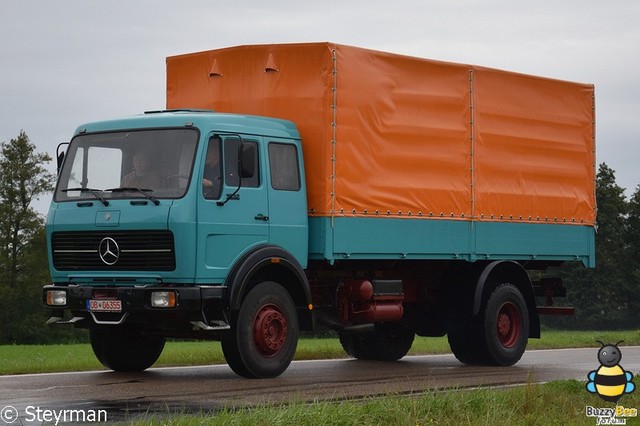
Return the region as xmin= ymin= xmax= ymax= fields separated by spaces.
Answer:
xmin=268 ymin=143 xmax=300 ymax=191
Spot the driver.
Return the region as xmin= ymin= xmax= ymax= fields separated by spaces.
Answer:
xmin=122 ymin=151 xmax=161 ymax=189
xmin=202 ymin=141 xmax=222 ymax=199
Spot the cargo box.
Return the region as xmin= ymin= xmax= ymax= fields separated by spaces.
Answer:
xmin=167 ymin=43 xmax=595 ymax=265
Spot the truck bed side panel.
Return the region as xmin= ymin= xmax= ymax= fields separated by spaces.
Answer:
xmin=310 ymin=217 xmax=594 ymax=267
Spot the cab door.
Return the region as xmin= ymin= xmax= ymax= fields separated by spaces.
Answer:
xmin=196 ymin=134 xmax=268 ymax=282
xmin=265 ymin=140 xmax=308 ymax=266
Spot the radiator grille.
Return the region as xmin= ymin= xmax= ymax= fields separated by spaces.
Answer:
xmin=52 ymin=231 xmax=175 ymax=271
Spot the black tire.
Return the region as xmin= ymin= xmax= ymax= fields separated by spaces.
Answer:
xmin=89 ymin=328 xmax=165 ymax=372
xmin=339 ymin=323 xmax=415 ymax=361
xmin=221 ymin=281 xmax=299 ymax=378
xmin=447 ymin=316 xmax=486 ymax=365
xmin=482 ymin=284 xmax=529 ymax=366
xmin=448 ymin=283 xmax=529 ymax=366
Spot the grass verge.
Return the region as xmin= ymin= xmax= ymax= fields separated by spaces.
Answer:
xmin=132 ymin=380 xmax=617 ymax=425
xmin=1 ymin=329 xmax=639 ymax=375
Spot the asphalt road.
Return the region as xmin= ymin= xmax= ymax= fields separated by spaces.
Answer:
xmin=1 ymin=347 xmax=640 ymax=423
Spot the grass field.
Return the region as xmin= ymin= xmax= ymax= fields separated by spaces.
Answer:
xmin=1 ymin=329 xmax=639 ymax=375
xmin=130 ymin=380 xmax=622 ymax=425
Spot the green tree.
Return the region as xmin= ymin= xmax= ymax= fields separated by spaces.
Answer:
xmin=0 ymin=131 xmax=54 ymax=287
xmin=627 ymin=185 xmax=640 ymax=260
xmin=625 ymin=184 xmax=640 ymax=320
xmin=555 ymin=163 xmax=632 ymax=329
xmin=0 ymin=131 xmax=56 ymax=343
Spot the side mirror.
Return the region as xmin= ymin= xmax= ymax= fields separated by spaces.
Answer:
xmin=56 ymin=142 xmax=69 ymax=174
xmin=218 ymin=136 xmax=251 ymax=206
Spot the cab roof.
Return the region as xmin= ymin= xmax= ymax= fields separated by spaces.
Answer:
xmin=74 ymin=109 xmax=300 ymax=140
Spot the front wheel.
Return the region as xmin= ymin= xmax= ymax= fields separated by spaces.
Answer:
xmin=221 ymin=281 xmax=299 ymax=378
xmin=90 ymin=328 xmax=165 ymax=372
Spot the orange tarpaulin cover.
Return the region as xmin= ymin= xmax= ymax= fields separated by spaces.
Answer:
xmin=166 ymin=43 xmax=595 ymax=226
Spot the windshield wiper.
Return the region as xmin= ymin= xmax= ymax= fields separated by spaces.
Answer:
xmin=62 ymin=187 xmax=109 ymax=206
xmin=105 ymin=187 xmax=160 ymax=206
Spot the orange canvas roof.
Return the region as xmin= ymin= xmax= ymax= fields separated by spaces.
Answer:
xmin=167 ymin=43 xmax=595 ymax=226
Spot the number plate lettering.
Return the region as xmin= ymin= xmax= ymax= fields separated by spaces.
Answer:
xmin=86 ymin=299 xmax=122 ymax=312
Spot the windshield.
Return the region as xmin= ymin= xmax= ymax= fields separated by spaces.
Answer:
xmin=54 ymin=128 xmax=198 ymax=202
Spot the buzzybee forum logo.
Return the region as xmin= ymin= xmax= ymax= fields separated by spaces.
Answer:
xmin=586 ymin=341 xmax=635 ymax=402
xmin=585 ymin=341 xmax=637 ymax=424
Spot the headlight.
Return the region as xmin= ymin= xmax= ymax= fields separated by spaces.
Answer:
xmin=46 ymin=290 xmax=67 ymax=306
xmin=150 ymin=291 xmax=177 ymax=308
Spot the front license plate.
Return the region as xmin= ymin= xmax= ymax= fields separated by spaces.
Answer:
xmin=86 ymin=299 xmax=122 ymax=312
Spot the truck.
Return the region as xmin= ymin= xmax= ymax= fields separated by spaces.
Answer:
xmin=43 ymin=43 xmax=596 ymax=378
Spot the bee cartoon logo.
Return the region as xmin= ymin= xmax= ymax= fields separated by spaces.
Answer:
xmin=586 ymin=340 xmax=635 ymax=403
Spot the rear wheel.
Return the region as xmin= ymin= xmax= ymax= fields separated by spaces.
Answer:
xmin=447 ymin=316 xmax=485 ymax=364
xmin=339 ymin=323 xmax=415 ymax=361
xmin=483 ymin=284 xmax=529 ymax=365
xmin=221 ymin=281 xmax=299 ymax=378
xmin=448 ymin=283 xmax=529 ymax=366
xmin=90 ymin=328 xmax=165 ymax=372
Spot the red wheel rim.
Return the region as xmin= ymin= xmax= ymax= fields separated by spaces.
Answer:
xmin=496 ymin=302 xmax=521 ymax=348
xmin=253 ymin=304 xmax=288 ymax=357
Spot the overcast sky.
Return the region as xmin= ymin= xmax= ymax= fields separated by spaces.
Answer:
xmin=1 ymin=1 xmax=639 ymax=213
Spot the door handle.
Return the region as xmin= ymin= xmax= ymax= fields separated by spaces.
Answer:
xmin=254 ymin=214 xmax=269 ymax=222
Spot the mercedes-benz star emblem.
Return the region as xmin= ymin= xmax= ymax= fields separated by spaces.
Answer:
xmin=98 ymin=237 xmax=120 ymax=265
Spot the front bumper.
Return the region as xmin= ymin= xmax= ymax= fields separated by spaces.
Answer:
xmin=43 ymin=284 xmax=230 ymax=337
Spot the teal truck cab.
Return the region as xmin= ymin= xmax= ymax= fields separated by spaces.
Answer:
xmin=43 ymin=43 xmax=596 ymax=378
xmin=44 ymin=111 xmax=313 ymax=377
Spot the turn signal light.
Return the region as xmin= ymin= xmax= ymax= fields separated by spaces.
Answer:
xmin=151 ymin=291 xmax=177 ymax=308
xmin=46 ymin=290 xmax=67 ymax=306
